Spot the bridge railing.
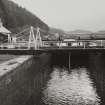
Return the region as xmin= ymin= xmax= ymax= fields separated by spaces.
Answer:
xmin=0 ymin=40 xmax=105 ymax=49
xmin=0 ymin=42 xmax=29 ymax=49
xmin=42 ymin=40 xmax=105 ymax=48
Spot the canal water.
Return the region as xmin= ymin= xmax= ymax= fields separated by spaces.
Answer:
xmin=25 ymin=52 xmax=105 ymax=105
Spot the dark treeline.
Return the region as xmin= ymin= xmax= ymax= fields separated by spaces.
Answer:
xmin=0 ymin=0 xmax=49 ymax=33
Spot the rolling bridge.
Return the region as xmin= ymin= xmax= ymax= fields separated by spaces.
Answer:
xmin=0 ymin=26 xmax=105 ymax=55
xmin=0 ymin=26 xmax=105 ymax=69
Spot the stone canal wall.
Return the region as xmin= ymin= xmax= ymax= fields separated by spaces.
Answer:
xmin=0 ymin=54 xmax=47 ymax=105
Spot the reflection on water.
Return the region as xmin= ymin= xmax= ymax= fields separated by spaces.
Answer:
xmin=43 ymin=67 xmax=100 ymax=105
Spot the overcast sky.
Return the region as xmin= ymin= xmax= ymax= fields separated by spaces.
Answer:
xmin=12 ymin=0 xmax=105 ymax=32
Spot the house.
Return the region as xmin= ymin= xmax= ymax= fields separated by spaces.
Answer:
xmin=0 ymin=19 xmax=11 ymax=43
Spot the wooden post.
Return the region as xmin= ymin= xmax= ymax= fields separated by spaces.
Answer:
xmin=28 ymin=32 xmax=31 ymax=49
xmin=69 ymin=52 xmax=71 ymax=70
xmin=84 ymin=41 xmax=85 ymax=48
xmin=101 ymin=40 xmax=103 ymax=47
xmin=8 ymin=34 xmax=11 ymax=43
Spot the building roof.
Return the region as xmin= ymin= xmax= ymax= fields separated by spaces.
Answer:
xmin=0 ymin=26 xmax=11 ymax=34
xmin=0 ymin=19 xmax=11 ymax=35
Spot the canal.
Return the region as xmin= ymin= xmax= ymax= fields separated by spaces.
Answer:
xmin=25 ymin=52 xmax=105 ymax=105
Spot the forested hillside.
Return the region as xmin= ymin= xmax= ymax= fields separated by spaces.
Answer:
xmin=0 ymin=0 xmax=49 ymax=32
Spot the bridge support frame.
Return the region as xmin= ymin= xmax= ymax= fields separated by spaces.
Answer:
xmin=28 ymin=26 xmax=37 ymax=49
xmin=28 ymin=26 xmax=43 ymax=50
xmin=35 ymin=27 xmax=42 ymax=49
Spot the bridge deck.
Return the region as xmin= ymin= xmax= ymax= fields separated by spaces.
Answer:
xmin=0 ymin=46 xmax=105 ymax=54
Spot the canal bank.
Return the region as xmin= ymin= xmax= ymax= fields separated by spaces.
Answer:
xmin=88 ymin=53 xmax=105 ymax=104
xmin=1 ymin=51 xmax=105 ymax=105
xmin=0 ymin=53 xmax=51 ymax=105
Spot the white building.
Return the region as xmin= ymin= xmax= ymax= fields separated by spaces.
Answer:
xmin=0 ymin=18 xmax=11 ymax=43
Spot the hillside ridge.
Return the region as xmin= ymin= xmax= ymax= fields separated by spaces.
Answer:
xmin=0 ymin=0 xmax=49 ymax=32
